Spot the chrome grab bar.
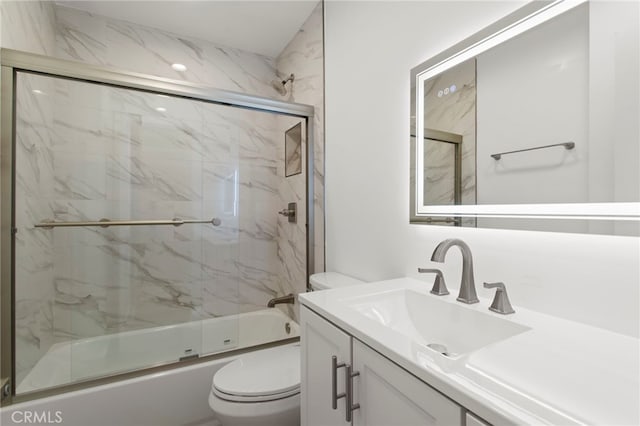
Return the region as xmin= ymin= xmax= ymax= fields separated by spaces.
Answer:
xmin=331 ymin=356 xmax=346 ymax=410
xmin=423 ymin=217 xmax=461 ymax=224
xmin=490 ymin=141 xmax=575 ymax=160
xmin=34 ymin=217 xmax=222 ymax=229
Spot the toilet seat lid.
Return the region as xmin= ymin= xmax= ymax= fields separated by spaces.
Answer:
xmin=213 ymin=345 xmax=300 ymax=398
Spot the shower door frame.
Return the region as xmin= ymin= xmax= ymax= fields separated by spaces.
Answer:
xmin=0 ymin=48 xmax=315 ymax=406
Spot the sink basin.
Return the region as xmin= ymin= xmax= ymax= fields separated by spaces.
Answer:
xmin=342 ymin=289 xmax=530 ymax=358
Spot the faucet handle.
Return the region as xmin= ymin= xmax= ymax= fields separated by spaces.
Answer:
xmin=483 ymin=282 xmax=515 ymax=314
xmin=418 ymin=268 xmax=449 ymax=296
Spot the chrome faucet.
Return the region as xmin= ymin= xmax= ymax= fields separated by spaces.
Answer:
xmin=267 ymin=293 xmax=295 ymax=308
xmin=483 ymin=282 xmax=515 ymax=314
xmin=430 ymin=238 xmax=479 ymax=304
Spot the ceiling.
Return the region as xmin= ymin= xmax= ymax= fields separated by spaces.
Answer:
xmin=55 ymin=1 xmax=318 ymax=58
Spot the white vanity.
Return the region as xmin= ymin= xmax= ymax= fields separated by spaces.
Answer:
xmin=298 ymin=278 xmax=639 ymax=425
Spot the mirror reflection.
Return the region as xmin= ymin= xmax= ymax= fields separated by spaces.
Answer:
xmin=411 ymin=1 xmax=639 ymax=234
xmin=422 ymin=59 xmax=475 ymax=206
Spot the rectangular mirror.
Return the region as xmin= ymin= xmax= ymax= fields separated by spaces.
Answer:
xmin=410 ymin=1 xmax=639 ymax=235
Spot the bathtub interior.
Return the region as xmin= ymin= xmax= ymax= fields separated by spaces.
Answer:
xmin=17 ymin=308 xmax=299 ymax=394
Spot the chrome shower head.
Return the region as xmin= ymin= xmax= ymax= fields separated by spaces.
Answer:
xmin=272 ymin=73 xmax=295 ymax=96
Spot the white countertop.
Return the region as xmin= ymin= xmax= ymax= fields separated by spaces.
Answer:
xmin=298 ymin=277 xmax=640 ymax=425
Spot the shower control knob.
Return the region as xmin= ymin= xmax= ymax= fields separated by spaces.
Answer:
xmin=278 ymin=203 xmax=297 ymax=223
xmin=211 ymin=218 xmax=222 ymax=226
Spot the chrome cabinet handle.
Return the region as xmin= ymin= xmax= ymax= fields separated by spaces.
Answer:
xmin=345 ymin=364 xmax=360 ymax=422
xmin=331 ymin=356 xmax=346 ymax=410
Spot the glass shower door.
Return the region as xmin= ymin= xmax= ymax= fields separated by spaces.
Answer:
xmin=13 ymin=71 xmax=240 ymax=393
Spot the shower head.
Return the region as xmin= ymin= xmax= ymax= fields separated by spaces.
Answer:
xmin=272 ymin=73 xmax=295 ymax=96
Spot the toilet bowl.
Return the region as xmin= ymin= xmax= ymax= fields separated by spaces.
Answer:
xmin=209 ymin=272 xmax=365 ymax=426
xmin=209 ymin=344 xmax=301 ymax=426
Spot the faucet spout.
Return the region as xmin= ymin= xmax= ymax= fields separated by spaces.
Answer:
xmin=430 ymin=238 xmax=479 ymax=304
xmin=267 ymin=293 xmax=295 ymax=308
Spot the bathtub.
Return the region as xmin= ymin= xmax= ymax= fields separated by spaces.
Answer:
xmin=4 ymin=308 xmax=298 ymax=426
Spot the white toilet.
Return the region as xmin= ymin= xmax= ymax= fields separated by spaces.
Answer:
xmin=208 ymin=272 xmax=365 ymax=426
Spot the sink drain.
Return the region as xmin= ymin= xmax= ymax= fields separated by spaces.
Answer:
xmin=427 ymin=343 xmax=450 ymax=357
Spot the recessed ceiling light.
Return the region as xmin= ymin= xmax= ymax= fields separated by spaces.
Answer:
xmin=156 ymin=107 xmax=167 ymax=112
xmin=32 ymin=89 xmax=44 ymax=95
xmin=171 ymin=63 xmax=187 ymax=72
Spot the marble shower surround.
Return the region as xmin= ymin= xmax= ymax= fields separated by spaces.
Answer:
xmin=3 ymin=0 xmax=323 ymax=390
xmin=14 ymin=71 xmax=299 ymax=388
xmin=54 ymin=5 xmax=278 ymax=97
xmin=275 ymin=2 xmax=324 ymax=278
xmin=1 ymin=0 xmax=59 ymax=392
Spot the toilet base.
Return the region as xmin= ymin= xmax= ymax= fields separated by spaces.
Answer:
xmin=208 ymin=390 xmax=300 ymax=426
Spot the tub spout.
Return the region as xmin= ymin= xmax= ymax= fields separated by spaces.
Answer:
xmin=267 ymin=294 xmax=295 ymax=308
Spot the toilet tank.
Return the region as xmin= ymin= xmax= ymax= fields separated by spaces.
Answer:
xmin=309 ymin=272 xmax=365 ymax=291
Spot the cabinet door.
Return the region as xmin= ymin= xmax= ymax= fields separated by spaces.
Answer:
xmin=301 ymin=306 xmax=352 ymax=426
xmin=352 ymin=339 xmax=462 ymax=426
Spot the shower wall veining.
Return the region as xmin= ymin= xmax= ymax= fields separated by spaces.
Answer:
xmin=422 ymin=59 xmax=476 ymax=207
xmin=275 ymin=3 xmax=325 ymax=319
xmin=1 ymin=1 xmax=324 ymax=387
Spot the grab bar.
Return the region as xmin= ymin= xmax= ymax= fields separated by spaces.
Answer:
xmin=490 ymin=142 xmax=575 ymax=160
xmin=34 ymin=217 xmax=222 ymax=229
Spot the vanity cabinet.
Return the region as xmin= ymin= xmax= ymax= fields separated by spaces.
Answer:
xmin=301 ymin=306 xmax=466 ymax=426
xmin=301 ymin=305 xmax=351 ymax=426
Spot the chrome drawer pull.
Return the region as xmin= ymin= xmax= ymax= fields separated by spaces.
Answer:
xmin=345 ymin=364 xmax=360 ymax=422
xmin=331 ymin=355 xmax=346 ymax=409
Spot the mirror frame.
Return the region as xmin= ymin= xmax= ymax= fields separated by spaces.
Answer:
xmin=409 ymin=0 xmax=640 ymax=227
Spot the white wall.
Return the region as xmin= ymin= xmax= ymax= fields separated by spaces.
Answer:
xmin=324 ymin=1 xmax=639 ymax=337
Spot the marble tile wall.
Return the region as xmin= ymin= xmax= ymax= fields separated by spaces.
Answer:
xmin=1 ymin=0 xmax=59 ymax=391
xmin=54 ymin=5 xmax=278 ymax=97
xmin=14 ymin=73 xmax=57 ymax=391
xmin=274 ymin=118 xmax=307 ymax=319
xmin=4 ymin=1 xmax=324 ymax=390
xmin=0 ymin=1 xmax=57 ymax=56
xmin=276 ymin=2 xmax=325 ymax=280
